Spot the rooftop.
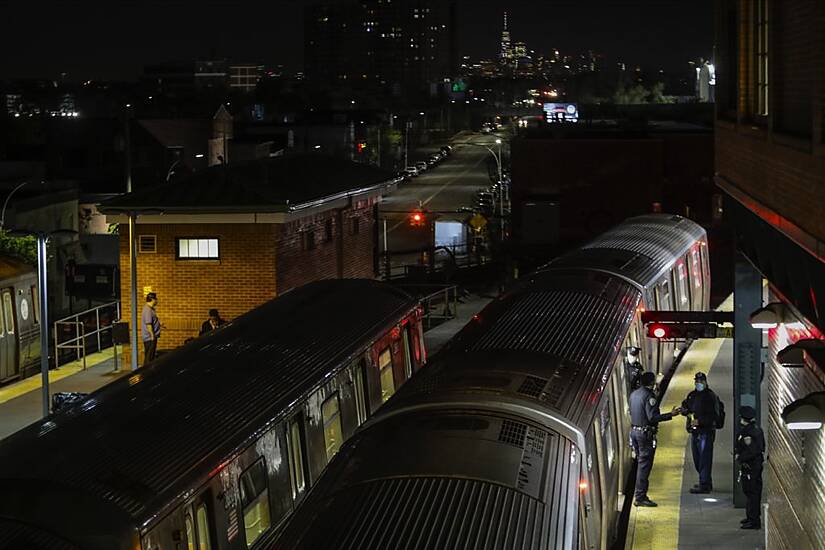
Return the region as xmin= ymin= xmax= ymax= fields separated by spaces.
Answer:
xmin=99 ymin=152 xmax=398 ymax=214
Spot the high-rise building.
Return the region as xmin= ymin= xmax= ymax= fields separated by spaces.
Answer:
xmin=230 ymin=63 xmax=264 ymax=93
xmin=499 ymin=11 xmax=512 ymax=65
xmin=304 ymin=0 xmax=456 ymax=99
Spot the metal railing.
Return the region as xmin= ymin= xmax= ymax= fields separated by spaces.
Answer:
xmin=395 ymin=284 xmax=459 ymax=330
xmin=381 ymin=244 xmax=491 ymax=281
xmin=54 ymin=301 xmax=120 ymax=369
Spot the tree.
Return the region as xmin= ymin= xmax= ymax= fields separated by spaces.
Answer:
xmin=0 ymin=230 xmax=37 ymax=265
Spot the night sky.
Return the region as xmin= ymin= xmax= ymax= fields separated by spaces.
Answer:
xmin=1 ymin=0 xmax=713 ymax=80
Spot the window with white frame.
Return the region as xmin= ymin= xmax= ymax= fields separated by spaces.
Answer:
xmin=177 ymin=238 xmax=219 ymax=259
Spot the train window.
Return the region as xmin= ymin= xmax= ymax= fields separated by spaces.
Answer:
xmin=239 ymin=459 xmax=271 ymax=548
xmin=352 ymin=361 xmax=368 ymax=425
xmin=30 ymin=286 xmax=39 ymax=324
xmin=600 ymin=397 xmax=616 ymax=471
xmin=3 ymin=293 xmax=13 ymax=334
xmin=322 ymin=393 xmax=343 ymax=461
xmin=691 ymin=248 xmax=702 ymax=289
xmin=185 ymin=512 xmax=196 ymax=550
xmin=378 ymin=348 xmax=395 ymax=403
xmin=196 ymin=504 xmax=212 ymax=550
xmin=677 ymin=263 xmax=689 ymax=306
xmin=658 ymin=280 xmax=671 ymax=310
xmin=288 ymin=418 xmax=306 ymax=497
xmin=402 ymin=327 xmax=413 ymax=379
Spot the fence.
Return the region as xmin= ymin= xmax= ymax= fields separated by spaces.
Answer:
xmin=54 ymin=302 xmax=120 ymax=369
xmin=394 ymin=284 xmax=459 ymax=330
xmin=380 ymin=244 xmax=491 ymax=281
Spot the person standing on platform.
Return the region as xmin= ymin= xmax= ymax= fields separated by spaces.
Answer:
xmin=681 ymin=371 xmax=725 ymax=493
xmin=141 ymin=292 xmax=161 ymax=366
xmin=735 ymin=406 xmax=765 ymax=530
xmin=629 ymin=371 xmax=681 ymax=507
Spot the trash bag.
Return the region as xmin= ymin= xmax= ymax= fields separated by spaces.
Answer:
xmin=51 ymin=392 xmax=89 ymax=414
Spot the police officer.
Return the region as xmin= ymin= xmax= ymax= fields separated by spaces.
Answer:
xmin=735 ymin=406 xmax=764 ymax=530
xmin=629 ymin=371 xmax=681 ymax=507
xmin=681 ymin=371 xmax=724 ymax=493
xmin=625 ymin=346 xmax=644 ymax=391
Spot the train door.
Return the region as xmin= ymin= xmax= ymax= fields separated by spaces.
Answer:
xmin=0 ymin=289 xmax=16 ymax=380
xmin=689 ymin=246 xmax=704 ymax=311
xmin=184 ymin=494 xmax=215 ymax=550
xmin=581 ymin=431 xmax=602 ymax=550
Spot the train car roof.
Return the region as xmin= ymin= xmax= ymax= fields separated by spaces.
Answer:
xmin=0 ymin=279 xmax=417 ymax=540
xmin=0 ymin=518 xmax=82 ymax=550
xmin=545 ymin=214 xmax=707 ymax=289
xmin=388 ymin=268 xmax=641 ymax=434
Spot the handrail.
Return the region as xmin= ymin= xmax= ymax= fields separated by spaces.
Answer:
xmin=54 ymin=301 xmax=120 ymax=369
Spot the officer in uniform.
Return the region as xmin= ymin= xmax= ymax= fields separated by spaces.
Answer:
xmin=735 ymin=406 xmax=764 ymax=529
xmin=625 ymin=347 xmax=644 ymax=391
xmin=681 ymin=371 xmax=724 ymax=493
xmin=629 ymin=371 xmax=681 ymax=507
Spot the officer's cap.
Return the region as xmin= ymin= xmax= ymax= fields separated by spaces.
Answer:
xmin=739 ymin=406 xmax=757 ymax=420
xmin=694 ymin=371 xmax=707 ymax=381
xmin=640 ymin=372 xmax=656 ymax=387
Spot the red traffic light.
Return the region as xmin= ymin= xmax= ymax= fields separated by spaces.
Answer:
xmin=409 ymin=211 xmax=425 ymax=227
xmin=648 ymin=324 xmax=669 ymax=339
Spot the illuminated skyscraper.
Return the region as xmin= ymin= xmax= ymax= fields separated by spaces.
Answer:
xmin=499 ymin=11 xmax=512 ymax=65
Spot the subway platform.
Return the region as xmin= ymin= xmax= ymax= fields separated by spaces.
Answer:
xmin=626 ymin=298 xmax=765 ymax=550
xmin=0 ymin=348 xmax=128 ymax=440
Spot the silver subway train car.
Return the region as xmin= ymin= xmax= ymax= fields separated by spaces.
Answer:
xmin=0 ymin=279 xmax=426 ymax=550
xmin=274 ymin=214 xmax=710 ymax=550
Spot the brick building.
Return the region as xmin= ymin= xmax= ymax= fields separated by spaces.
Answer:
xmin=714 ymin=0 xmax=825 ymax=546
xmin=100 ymin=153 xmax=398 ymax=361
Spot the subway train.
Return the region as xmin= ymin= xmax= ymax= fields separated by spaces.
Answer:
xmin=0 ymin=279 xmax=426 ymax=550
xmin=0 ymin=256 xmax=41 ymax=383
xmin=273 ymin=214 xmax=710 ymax=550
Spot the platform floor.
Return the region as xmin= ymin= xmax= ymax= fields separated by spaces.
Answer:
xmin=626 ymin=298 xmax=765 ymax=550
xmin=0 ymin=348 xmax=128 ymax=440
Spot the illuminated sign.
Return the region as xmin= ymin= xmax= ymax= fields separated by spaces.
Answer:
xmin=543 ymin=103 xmax=579 ymax=123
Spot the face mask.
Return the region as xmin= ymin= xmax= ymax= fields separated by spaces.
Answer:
xmin=695 ymin=382 xmax=705 ymax=391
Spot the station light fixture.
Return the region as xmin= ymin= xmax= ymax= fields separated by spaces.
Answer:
xmin=777 ymin=338 xmax=825 ymax=367
xmin=781 ymin=392 xmax=825 ymax=431
xmin=748 ymin=302 xmax=791 ymax=329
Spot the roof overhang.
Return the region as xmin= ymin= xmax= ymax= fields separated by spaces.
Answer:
xmin=101 ymin=177 xmax=400 ymax=225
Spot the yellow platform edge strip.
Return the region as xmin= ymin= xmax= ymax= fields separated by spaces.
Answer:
xmin=0 ymin=347 xmax=116 ymax=405
xmin=628 ymin=294 xmax=732 ymax=550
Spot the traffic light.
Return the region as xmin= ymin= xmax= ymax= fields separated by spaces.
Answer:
xmin=409 ymin=210 xmax=425 ymax=227
xmin=357 ymin=142 xmax=367 ymax=153
xmin=646 ymin=322 xmax=720 ymax=340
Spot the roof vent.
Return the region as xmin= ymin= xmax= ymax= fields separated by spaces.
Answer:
xmin=517 ymin=376 xmax=548 ymax=398
xmin=138 ymin=235 xmax=157 ymax=253
xmin=498 ymin=419 xmax=527 ymax=448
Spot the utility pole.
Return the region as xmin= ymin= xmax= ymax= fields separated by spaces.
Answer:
xmin=36 ymin=234 xmax=49 ymax=417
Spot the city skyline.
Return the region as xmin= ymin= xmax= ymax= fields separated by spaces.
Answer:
xmin=1 ymin=0 xmax=713 ymax=80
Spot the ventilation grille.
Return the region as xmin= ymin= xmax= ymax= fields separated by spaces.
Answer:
xmin=517 ymin=376 xmax=548 ymax=398
xmin=498 ymin=419 xmax=527 ymax=448
xmin=138 ymin=235 xmax=157 ymax=253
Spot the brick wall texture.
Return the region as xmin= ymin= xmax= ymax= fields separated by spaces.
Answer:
xmin=118 ymin=203 xmax=376 ymax=362
xmin=715 ymin=0 xmax=825 ymax=243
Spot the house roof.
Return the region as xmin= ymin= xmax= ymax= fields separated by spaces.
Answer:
xmin=99 ymin=153 xmax=397 ymax=214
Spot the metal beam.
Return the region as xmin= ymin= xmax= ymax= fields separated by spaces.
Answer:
xmin=733 ymin=251 xmax=763 ymax=507
xmin=641 ymin=311 xmax=735 ymax=324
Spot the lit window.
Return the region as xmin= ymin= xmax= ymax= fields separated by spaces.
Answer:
xmin=185 ymin=512 xmax=195 ymax=550
xmin=691 ymin=249 xmax=702 ymax=289
xmin=3 ymin=293 xmax=14 ymax=334
xmin=677 ymin=263 xmax=689 ymax=305
xmin=239 ymin=459 xmax=271 ymax=547
xmin=30 ymin=285 xmax=39 ymax=324
xmin=177 ymin=238 xmax=219 ymax=259
xmin=196 ymin=504 xmax=212 ymax=550
xmin=322 ymin=394 xmax=344 ymax=461
xmin=379 ymin=348 xmax=395 ymax=403
xmin=288 ymin=419 xmax=305 ymax=497
xmin=352 ymin=361 xmax=368 ymax=425
xmin=755 ymin=0 xmax=769 ymax=117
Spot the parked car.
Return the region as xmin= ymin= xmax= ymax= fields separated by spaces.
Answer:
xmin=403 ymin=166 xmax=419 ymax=177
xmin=440 ymin=145 xmax=453 ymax=156
xmin=428 ymin=154 xmax=442 ymax=166
xmin=415 ymin=161 xmax=428 ymax=173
